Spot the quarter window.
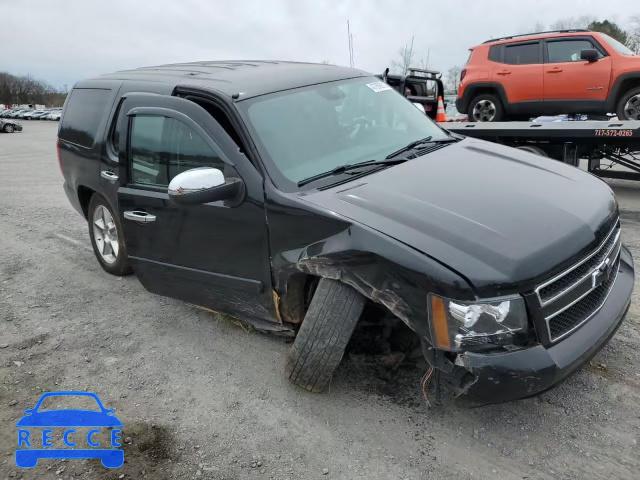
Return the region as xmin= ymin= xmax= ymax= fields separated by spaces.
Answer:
xmin=129 ymin=115 xmax=225 ymax=187
xmin=547 ymin=39 xmax=603 ymax=63
xmin=504 ymin=43 xmax=539 ymax=65
xmin=59 ymin=88 xmax=111 ymax=148
xmin=488 ymin=45 xmax=501 ymax=62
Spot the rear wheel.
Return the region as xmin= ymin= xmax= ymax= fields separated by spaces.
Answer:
xmin=88 ymin=194 xmax=132 ymax=276
xmin=286 ymin=278 xmax=365 ymax=393
xmin=3 ymin=124 xmax=14 ymax=133
xmin=616 ymin=87 xmax=640 ymax=120
xmin=468 ymin=94 xmax=505 ymax=122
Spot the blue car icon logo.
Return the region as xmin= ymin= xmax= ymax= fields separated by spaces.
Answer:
xmin=15 ymin=391 xmax=124 ymax=468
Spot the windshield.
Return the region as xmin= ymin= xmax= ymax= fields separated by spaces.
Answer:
xmin=241 ymin=76 xmax=449 ymax=191
xmin=600 ymin=33 xmax=636 ymax=56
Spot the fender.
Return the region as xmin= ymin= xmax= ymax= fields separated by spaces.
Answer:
xmin=456 ymin=82 xmax=509 ymax=114
xmin=605 ymin=73 xmax=640 ymax=112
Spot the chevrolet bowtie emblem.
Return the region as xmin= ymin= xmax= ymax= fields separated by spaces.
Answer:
xmin=591 ymin=257 xmax=612 ymax=289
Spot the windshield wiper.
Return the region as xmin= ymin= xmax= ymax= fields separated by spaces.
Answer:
xmin=297 ymin=159 xmax=407 ymax=187
xmin=385 ymin=136 xmax=458 ymax=159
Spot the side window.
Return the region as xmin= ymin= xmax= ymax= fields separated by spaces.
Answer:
xmin=129 ymin=115 xmax=225 ymax=187
xmin=547 ymin=40 xmax=604 ymax=63
xmin=504 ymin=42 xmax=539 ymax=65
xmin=59 ymin=88 xmax=111 ymax=148
xmin=488 ymin=45 xmax=501 ymax=62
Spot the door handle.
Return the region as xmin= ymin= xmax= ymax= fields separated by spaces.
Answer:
xmin=101 ymin=170 xmax=119 ymax=183
xmin=497 ymin=70 xmax=511 ymax=75
xmin=547 ymin=68 xmax=563 ymax=73
xmin=124 ymin=210 xmax=156 ymax=223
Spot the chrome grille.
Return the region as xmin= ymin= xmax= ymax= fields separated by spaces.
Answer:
xmin=535 ymin=221 xmax=621 ymax=342
xmin=547 ymin=258 xmax=619 ymax=338
xmin=538 ymin=226 xmax=619 ymax=304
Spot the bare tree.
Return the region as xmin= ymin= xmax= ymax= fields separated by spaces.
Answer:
xmin=444 ymin=66 xmax=462 ymax=94
xmin=550 ymin=15 xmax=595 ymax=30
xmin=628 ymin=16 xmax=640 ymax=54
xmin=0 ymin=72 xmax=67 ymax=106
xmin=392 ymin=38 xmax=415 ymax=75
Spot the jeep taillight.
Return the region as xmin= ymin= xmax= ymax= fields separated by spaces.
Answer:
xmin=56 ymin=138 xmax=63 ymax=173
xmin=460 ymin=69 xmax=467 ymax=82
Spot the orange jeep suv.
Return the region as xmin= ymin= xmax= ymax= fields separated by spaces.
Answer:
xmin=456 ymin=29 xmax=640 ymax=122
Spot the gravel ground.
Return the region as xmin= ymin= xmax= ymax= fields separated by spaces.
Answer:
xmin=1 ymin=121 xmax=639 ymax=480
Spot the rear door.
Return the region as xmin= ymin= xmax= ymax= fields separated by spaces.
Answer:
xmin=543 ymin=37 xmax=611 ymax=101
xmin=113 ymin=93 xmax=276 ymax=324
xmin=496 ymin=41 xmax=543 ymax=104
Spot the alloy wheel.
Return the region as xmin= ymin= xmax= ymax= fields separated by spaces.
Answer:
xmin=472 ymin=100 xmax=497 ymax=122
xmin=92 ymin=205 xmax=119 ymax=264
xmin=623 ymin=94 xmax=640 ymax=120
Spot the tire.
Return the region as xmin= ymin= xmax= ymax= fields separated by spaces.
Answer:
xmin=616 ymin=87 xmax=640 ymax=121
xmin=286 ymin=278 xmax=365 ymax=393
xmin=516 ymin=145 xmax=548 ymax=157
xmin=467 ymin=94 xmax=505 ymax=122
xmin=87 ymin=194 xmax=133 ymax=276
xmin=3 ymin=124 xmax=14 ymax=133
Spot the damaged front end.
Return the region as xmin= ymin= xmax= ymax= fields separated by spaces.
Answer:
xmin=266 ymin=188 xmax=633 ymax=406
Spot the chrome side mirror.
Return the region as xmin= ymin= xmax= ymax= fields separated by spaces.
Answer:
xmin=413 ymin=102 xmax=426 ymax=115
xmin=168 ymin=167 xmax=242 ymax=206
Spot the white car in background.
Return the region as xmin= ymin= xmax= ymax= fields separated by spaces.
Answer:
xmin=46 ymin=110 xmax=62 ymax=121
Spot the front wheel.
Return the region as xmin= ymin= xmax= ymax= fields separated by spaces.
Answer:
xmin=3 ymin=124 xmax=14 ymax=133
xmin=468 ymin=94 xmax=505 ymax=122
xmin=286 ymin=278 xmax=365 ymax=393
xmin=616 ymin=87 xmax=640 ymax=121
xmin=88 ymin=194 xmax=132 ymax=276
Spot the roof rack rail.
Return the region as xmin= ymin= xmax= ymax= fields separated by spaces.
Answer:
xmin=483 ymin=29 xmax=590 ymax=44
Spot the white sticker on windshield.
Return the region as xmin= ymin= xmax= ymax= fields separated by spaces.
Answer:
xmin=366 ymin=81 xmax=392 ymax=93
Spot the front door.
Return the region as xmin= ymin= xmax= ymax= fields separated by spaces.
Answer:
xmin=543 ymin=37 xmax=612 ymax=101
xmin=114 ymin=93 xmax=276 ymax=324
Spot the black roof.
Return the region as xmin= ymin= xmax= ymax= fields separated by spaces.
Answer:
xmin=483 ymin=29 xmax=591 ymax=44
xmin=87 ymin=60 xmax=369 ymax=100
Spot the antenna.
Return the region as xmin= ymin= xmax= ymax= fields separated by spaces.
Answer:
xmin=347 ymin=20 xmax=355 ymax=67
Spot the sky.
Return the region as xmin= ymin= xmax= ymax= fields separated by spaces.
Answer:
xmin=1 ymin=0 xmax=638 ymax=89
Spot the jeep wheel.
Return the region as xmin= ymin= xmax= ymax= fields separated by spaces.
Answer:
xmin=88 ymin=194 xmax=133 ymax=276
xmin=3 ymin=124 xmax=14 ymax=133
xmin=468 ymin=94 xmax=504 ymax=122
xmin=617 ymin=87 xmax=640 ymax=121
xmin=286 ymin=278 xmax=365 ymax=393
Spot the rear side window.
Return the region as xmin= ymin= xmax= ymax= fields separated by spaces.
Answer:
xmin=488 ymin=45 xmax=501 ymax=62
xmin=59 ymin=88 xmax=111 ymax=148
xmin=504 ymin=42 xmax=539 ymax=65
xmin=547 ymin=39 xmax=603 ymax=63
xmin=130 ymin=114 xmax=225 ymax=187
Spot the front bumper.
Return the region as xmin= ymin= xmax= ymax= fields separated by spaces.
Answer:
xmin=451 ymin=245 xmax=634 ymax=405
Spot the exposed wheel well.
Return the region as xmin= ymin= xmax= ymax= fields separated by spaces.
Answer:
xmin=77 ymin=185 xmax=95 ymax=219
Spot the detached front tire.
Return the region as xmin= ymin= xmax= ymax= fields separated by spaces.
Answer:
xmin=616 ymin=87 xmax=640 ymax=121
xmin=468 ymin=94 xmax=505 ymax=122
xmin=88 ymin=194 xmax=132 ymax=276
xmin=286 ymin=278 xmax=365 ymax=393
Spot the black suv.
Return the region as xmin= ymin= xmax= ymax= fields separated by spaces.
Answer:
xmin=59 ymin=61 xmax=633 ymax=404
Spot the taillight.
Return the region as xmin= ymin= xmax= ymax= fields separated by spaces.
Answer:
xmin=56 ymin=138 xmax=63 ymax=173
xmin=460 ymin=69 xmax=467 ymax=82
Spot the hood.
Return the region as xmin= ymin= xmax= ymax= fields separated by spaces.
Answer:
xmin=301 ymin=138 xmax=617 ymax=293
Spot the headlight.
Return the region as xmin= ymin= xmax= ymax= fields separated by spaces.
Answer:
xmin=428 ymin=294 xmax=528 ymax=351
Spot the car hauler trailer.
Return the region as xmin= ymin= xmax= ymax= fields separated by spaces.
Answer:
xmin=445 ymin=121 xmax=640 ymax=182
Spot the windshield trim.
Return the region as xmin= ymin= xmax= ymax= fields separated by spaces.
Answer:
xmin=236 ymin=76 xmax=448 ymax=193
